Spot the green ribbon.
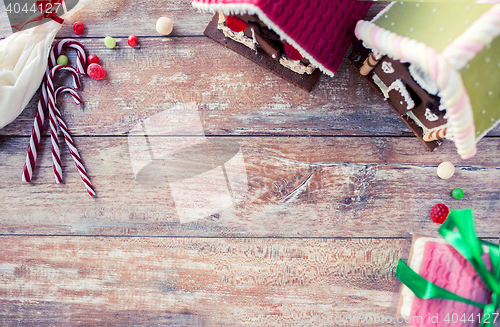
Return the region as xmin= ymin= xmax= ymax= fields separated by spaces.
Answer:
xmin=396 ymin=209 xmax=500 ymax=326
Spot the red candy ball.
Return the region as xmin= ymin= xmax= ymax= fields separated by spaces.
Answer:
xmin=128 ymin=35 xmax=138 ymax=47
xmin=87 ymin=54 xmax=99 ymax=64
xmin=284 ymin=44 xmax=303 ymax=61
xmin=226 ymin=16 xmax=247 ymax=33
xmin=87 ymin=63 xmax=106 ymax=80
xmin=430 ymin=204 xmax=449 ymax=224
xmin=73 ymin=21 xmax=85 ymax=35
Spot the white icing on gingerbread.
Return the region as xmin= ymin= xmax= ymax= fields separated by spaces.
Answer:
xmin=373 ymin=73 xmax=415 ymax=110
xmin=424 ymin=108 xmax=439 ymax=121
xmin=381 ymin=61 xmax=394 ymax=74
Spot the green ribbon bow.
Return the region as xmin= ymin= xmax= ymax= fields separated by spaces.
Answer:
xmin=396 ymin=209 xmax=500 ymax=326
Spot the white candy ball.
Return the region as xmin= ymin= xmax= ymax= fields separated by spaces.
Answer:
xmin=437 ymin=161 xmax=455 ymax=179
xmin=156 ymin=17 xmax=174 ymax=35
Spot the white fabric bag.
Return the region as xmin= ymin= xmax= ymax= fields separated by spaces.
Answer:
xmin=0 ymin=0 xmax=92 ymax=129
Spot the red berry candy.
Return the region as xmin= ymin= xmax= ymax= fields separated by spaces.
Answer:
xmin=128 ymin=35 xmax=138 ymax=47
xmin=87 ymin=54 xmax=99 ymax=64
xmin=226 ymin=16 xmax=247 ymax=33
xmin=87 ymin=63 xmax=106 ymax=80
xmin=73 ymin=21 xmax=85 ymax=35
xmin=430 ymin=204 xmax=449 ymax=224
xmin=284 ymin=44 xmax=303 ymax=61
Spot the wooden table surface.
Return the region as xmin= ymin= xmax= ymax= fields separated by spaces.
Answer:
xmin=1 ymin=2 xmax=499 ymax=326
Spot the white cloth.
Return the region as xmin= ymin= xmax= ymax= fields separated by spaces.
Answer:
xmin=0 ymin=0 xmax=92 ymax=130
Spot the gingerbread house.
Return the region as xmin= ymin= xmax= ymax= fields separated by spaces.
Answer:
xmin=349 ymin=3 xmax=500 ymax=159
xmin=192 ymin=0 xmax=372 ymax=91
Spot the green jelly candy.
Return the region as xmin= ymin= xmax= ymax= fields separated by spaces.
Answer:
xmin=57 ymin=55 xmax=68 ymax=65
xmin=452 ymin=188 xmax=464 ymax=199
xmin=104 ymin=36 xmax=117 ymax=49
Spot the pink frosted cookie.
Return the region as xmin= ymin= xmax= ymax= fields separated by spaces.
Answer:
xmin=399 ymin=237 xmax=492 ymax=327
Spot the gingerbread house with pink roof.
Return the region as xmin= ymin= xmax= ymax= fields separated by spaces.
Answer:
xmin=192 ymin=0 xmax=372 ymax=91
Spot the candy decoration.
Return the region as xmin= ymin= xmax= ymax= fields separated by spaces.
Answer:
xmin=87 ymin=63 xmax=106 ymax=80
xmin=437 ymin=161 xmax=455 ymax=180
xmin=128 ymin=35 xmax=138 ymax=47
xmin=73 ymin=21 xmax=85 ymax=35
xmin=430 ymin=203 xmax=449 ymax=224
xmin=156 ymin=17 xmax=174 ymax=35
xmin=22 ymin=39 xmax=95 ymax=196
xmin=87 ymin=54 xmax=99 ymax=64
xmin=104 ymin=36 xmax=117 ymax=49
xmin=284 ymin=44 xmax=303 ymax=61
xmin=360 ymin=52 xmax=382 ymax=76
xmin=51 ymin=39 xmax=87 ymax=74
xmin=53 ymin=87 xmax=96 ymax=197
xmin=57 ymin=55 xmax=68 ymax=65
xmin=452 ymin=188 xmax=464 ymax=199
xmin=225 ymin=16 xmax=247 ymax=33
xmin=423 ymin=127 xmax=447 ymax=142
xmin=23 ymin=39 xmax=86 ymax=183
xmin=46 ymin=65 xmax=82 ymax=183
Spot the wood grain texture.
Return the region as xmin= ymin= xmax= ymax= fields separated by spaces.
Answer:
xmin=2 ymin=36 xmax=499 ymax=138
xmin=0 ymin=237 xmax=404 ymax=326
xmin=0 ymin=37 xmax=406 ymax=137
xmin=1 ymin=136 xmax=499 ymax=237
xmin=0 ymin=0 xmax=213 ymax=39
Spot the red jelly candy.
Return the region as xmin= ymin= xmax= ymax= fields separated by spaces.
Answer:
xmin=73 ymin=21 xmax=84 ymax=35
xmin=284 ymin=44 xmax=303 ymax=61
xmin=430 ymin=204 xmax=449 ymax=224
xmin=87 ymin=54 xmax=99 ymax=64
xmin=128 ymin=35 xmax=138 ymax=47
xmin=226 ymin=16 xmax=247 ymax=33
xmin=87 ymin=63 xmax=106 ymax=80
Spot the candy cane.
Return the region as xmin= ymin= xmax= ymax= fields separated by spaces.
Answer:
xmin=51 ymin=39 xmax=87 ymax=74
xmin=45 ymin=65 xmax=81 ymax=183
xmin=22 ymin=100 xmax=46 ymax=182
xmin=53 ymin=87 xmax=96 ymax=197
xmin=22 ymin=40 xmax=87 ymax=182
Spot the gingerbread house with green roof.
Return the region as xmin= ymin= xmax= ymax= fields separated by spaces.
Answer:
xmin=349 ymin=2 xmax=500 ymax=159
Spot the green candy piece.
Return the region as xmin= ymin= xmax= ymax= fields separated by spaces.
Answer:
xmin=452 ymin=188 xmax=464 ymax=199
xmin=104 ymin=36 xmax=117 ymax=49
xmin=57 ymin=55 xmax=68 ymax=65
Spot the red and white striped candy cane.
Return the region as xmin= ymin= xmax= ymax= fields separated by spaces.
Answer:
xmin=50 ymin=39 xmax=87 ymax=74
xmin=46 ymin=65 xmax=81 ymax=183
xmin=22 ymin=39 xmax=87 ymax=182
xmin=22 ymin=99 xmax=47 ymax=182
xmin=53 ymin=86 xmax=96 ymax=197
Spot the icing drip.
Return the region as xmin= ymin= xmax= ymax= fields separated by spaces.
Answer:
xmin=409 ymin=64 xmax=439 ymax=96
xmin=217 ymin=14 xmax=316 ymax=75
xmin=424 ymin=108 xmax=439 ymax=122
xmin=373 ymin=73 xmax=415 ymax=110
xmin=279 ymin=55 xmax=316 ymax=75
xmin=218 ymin=21 xmax=257 ymax=50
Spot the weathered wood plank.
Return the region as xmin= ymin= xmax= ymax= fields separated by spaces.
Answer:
xmin=0 ymin=37 xmax=402 ymax=137
xmin=0 ymin=237 xmax=404 ymax=326
xmin=1 ymin=136 xmax=499 ymax=237
xmin=0 ymin=1 xmax=390 ymax=39
xmin=0 ymin=0 xmax=213 ymax=39
xmin=2 ymin=37 xmax=500 ymax=138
